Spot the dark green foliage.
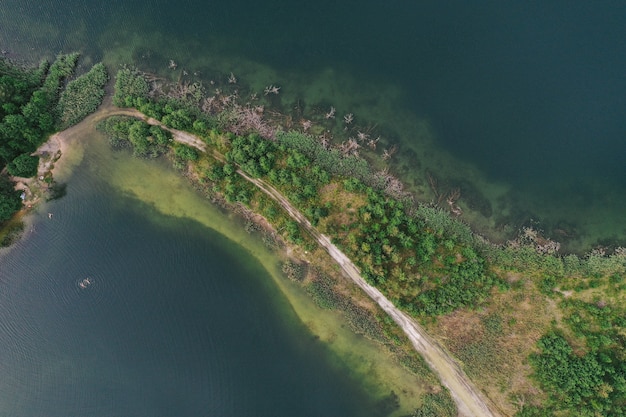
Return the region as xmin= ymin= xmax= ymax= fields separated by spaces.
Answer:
xmin=482 ymin=313 xmax=503 ymax=336
xmin=0 ymin=174 xmax=21 ymax=222
xmin=277 ymin=131 xmax=373 ymax=183
xmin=349 ymin=187 xmax=497 ymax=316
xmin=0 ymin=61 xmax=42 ymax=119
xmin=160 ymin=102 xmax=196 ymax=131
xmin=46 ymin=182 xmax=67 ymax=201
xmin=96 ymin=115 xmax=133 ymax=148
xmin=410 ymin=254 xmax=495 ymax=315
xmin=530 ymin=331 xmax=626 ymax=416
xmin=0 ymin=220 xmax=24 ymax=247
xmin=7 ymin=153 xmax=38 ymax=177
xmin=113 ymin=67 xmax=149 ymax=107
xmin=57 ymin=62 xmax=108 ymax=128
xmin=205 ymin=162 xmax=226 ymax=181
xmin=0 ymin=55 xmax=80 ymax=224
xmin=282 ymin=260 xmax=306 ymax=281
xmin=226 ymin=133 xmax=276 ymax=178
xmin=174 ymin=144 xmax=198 ymax=161
xmin=306 ymin=272 xmax=342 ymax=309
xmin=0 ymin=54 xmax=79 ymax=167
xmin=96 ymin=116 xmax=171 ymax=158
xmin=148 ymin=125 xmax=171 ymax=146
xmin=514 ymin=405 xmax=552 ymax=417
xmin=305 ymin=269 xmax=387 ymax=342
xmin=538 ymin=275 xmax=558 ymax=295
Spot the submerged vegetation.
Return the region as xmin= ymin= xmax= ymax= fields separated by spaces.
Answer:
xmin=0 ymin=54 xmax=108 ymax=234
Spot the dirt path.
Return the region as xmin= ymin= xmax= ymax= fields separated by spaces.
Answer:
xmin=96 ymin=105 xmax=500 ymax=417
xmin=93 ymin=105 xmax=207 ymax=152
xmin=241 ymin=172 xmax=500 ymax=417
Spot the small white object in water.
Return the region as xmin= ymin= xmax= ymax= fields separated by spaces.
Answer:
xmin=48 ymin=212 xmax=53 ymax=219
xmin=78 ymin=277 xmax=93 ymax=289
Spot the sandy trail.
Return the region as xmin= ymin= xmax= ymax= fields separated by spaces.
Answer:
xmin=63 ymin=104 xmax=500 ymax=416
xmin=241 ymin=172 xmax=500 ymax=417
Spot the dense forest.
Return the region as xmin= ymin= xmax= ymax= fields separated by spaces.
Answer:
xmin=0 ymin=55 xmax=107 ymax=225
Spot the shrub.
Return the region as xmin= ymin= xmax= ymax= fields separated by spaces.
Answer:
xmin=57 ymin=62 xmax=108 ymax=128
xmin=113 ymin=67 xmax=149 ymax=107
xmin=7 ymin=153 xmax=39 ymax=177
xmin=174 ymin=144 xmax=198 ymax=161
xmin=0 ymin=174 xmax=21 ymax=222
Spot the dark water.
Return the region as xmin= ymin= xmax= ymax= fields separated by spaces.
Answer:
xmin=0 ymin=153 xmax=384 ymax=416
xmin=2 ymin=0 xmax=625 ymax=249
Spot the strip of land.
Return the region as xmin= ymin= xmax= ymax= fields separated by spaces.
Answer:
xmin=128 ymin=107 xmax=500 ymax=417
xmin=59 ymin=102 xmax=500 ymax=417
xmin=241 ymin=171 xmax=499 ymax=417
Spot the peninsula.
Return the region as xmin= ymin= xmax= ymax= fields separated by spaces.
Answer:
xmin=2 ymin=57 xmax=625 ymax=417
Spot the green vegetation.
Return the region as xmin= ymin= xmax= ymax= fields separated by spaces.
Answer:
xmin=529 ymin=331 xmax=625 ymax=416
xmin=219 ymin=130 xmax=499 ymax=315
xmin=96 ymin=116 xmax=172 ymax=158
xmin=174 ymin=143 xmax=198 ymax=161
xmin=7 ymin=152 xmax=38 ymax=177
xmin=0 ymin=174 xmax=21 ymax=222
xmin=0 ymin=54 xmax=78 ymax=165
xmin=57 ymin=62 xmax=108 ymax=128
xmin=0 ymin=54 xmax=107 ymax=228
xmin=106 ymin=67 xmax=626 ymax=416
xmin=112 ymin=66 xmax=150 ymax=108
xmin=412 ymin=391 xmax=456 ymax=417
xmin=0 ymin=219 xmax=24 ymax=247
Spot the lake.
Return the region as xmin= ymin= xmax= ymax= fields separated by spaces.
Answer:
xmin=0 ymin=124 xmax=416 ymax=416
xmin=0 ymin=0 xmax=625 ymax=414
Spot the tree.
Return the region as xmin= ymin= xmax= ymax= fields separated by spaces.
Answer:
xmin=7 ymin=153 xmax=39 ymax=177
xmin=0 ymin=174 xmax=21 ymax=222
xmin=174 ymin=144 xmax=198 ymax=161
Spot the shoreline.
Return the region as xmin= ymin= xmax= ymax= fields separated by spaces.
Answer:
xmin=87 ymin=101 xmax=498 ymax=416
xmin=9 ymin=84 xmax=625 ymax=415
xmin=7 ymin=100 xmax=433 ymax=416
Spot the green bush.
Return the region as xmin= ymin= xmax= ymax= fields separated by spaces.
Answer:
xmin=96 ymin=116 xmax=170 ymax=157
xmin=174 ymin=144 xmax=198 ymax=161
xmin=530 ymin=331 xmax=625 ymax=415
xmin=0 ymin=174 xmax=21 ymax=222
xmin=57 ymin=62 xmax=108 ymax=128
xmin=412 ymin=391 xmax=456 ymax=417
xmin=113 ymin=67 xmax=149 ymax=107
xmin=7 ymin=153 xmax=39 ymax=177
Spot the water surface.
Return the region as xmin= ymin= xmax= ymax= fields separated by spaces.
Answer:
xmin=0 ymin=141 xmax=393 ymax=417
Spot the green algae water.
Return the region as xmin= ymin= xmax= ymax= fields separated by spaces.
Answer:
xmin=2 ymin=0 xmax=625 ymax=252
xmin=0 ymin=123 xmax=419 ymax=416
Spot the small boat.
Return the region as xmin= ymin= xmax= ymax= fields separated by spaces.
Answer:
xmin=78 ymin=277 xmax=93 ymax=289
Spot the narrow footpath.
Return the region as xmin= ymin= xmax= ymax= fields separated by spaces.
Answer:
xmin=241 ymin=172 xmax=500 ymax=417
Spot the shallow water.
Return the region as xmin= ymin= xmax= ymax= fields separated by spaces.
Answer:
xmin=0 ymin=125 xmax=423 ymax=416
